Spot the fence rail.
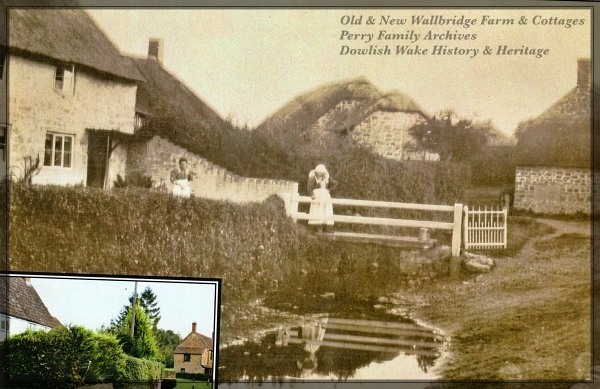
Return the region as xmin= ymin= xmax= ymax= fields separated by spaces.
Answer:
xmin=463 ymin=205 xmax=507 ymax=249
xmin=283 ymin=192 xmax=463 ymax=256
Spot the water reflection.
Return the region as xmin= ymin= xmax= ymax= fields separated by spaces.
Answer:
xmin=219 ymin=316 xmax=445 ymax=382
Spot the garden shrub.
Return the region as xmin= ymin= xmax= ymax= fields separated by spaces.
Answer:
xmin=120 ymin=356 xmax=164 ymax=382
xmin=0 ymin=325 xmax=129 ymax=389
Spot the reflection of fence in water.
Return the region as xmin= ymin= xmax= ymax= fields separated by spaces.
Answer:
xmin=286 ymin=318 xmax=444 ymax=357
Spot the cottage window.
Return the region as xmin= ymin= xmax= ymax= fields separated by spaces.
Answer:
xmin=134 ymin=112 xmax=145 ymax=131
xmin=55 ymin=64 xmax=74 ymax=93
xmin=183 ymin=354 xmax=191 ymax=362
xmin=0 ymin=46 xmax=6 ymax=81
xmin=180 ymin=368 xmax=185 ymax=373
xmin=0 ymin=127 xmax=6 ymax=162
xmin=1 ymin=319 xmax=5 ymax=330
xmin=44 ymin=133 xmax=73 ymax=167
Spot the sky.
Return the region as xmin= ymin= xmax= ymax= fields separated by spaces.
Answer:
xmin=18 ymin=275 xmax=219 ymax=339
xmin=82 ymin=6 xmax=591 ymax=136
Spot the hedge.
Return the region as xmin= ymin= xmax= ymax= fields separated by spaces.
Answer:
xmin=120 ymin=356 xmax=164 ymax=382
xmin=175 ymin=372 xmax=212 ymax=381
xmin=0 ymin=326 xmax=128 ymax=389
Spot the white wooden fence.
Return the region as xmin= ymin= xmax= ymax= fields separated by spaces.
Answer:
xmin=463 ymin=205 xmax=507 ymax=250
xmin=282 ymin=192 xmax=463 ymax=256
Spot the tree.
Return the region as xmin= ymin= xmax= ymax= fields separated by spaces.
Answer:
xmin=408 ymin=110 xmax=492 ymax=162
xmin=111 ymin=286 xmax=161 ymax=330
xmin=115 ymin=305 xmax=159 ymax=360
xmin=155 ymin=329 xmax=183 ymax=368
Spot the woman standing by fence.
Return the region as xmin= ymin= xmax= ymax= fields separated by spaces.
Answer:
xmin=307 ymin=164 xmax=338 ymax=232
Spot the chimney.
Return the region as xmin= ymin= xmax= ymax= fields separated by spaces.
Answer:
xmin=147 ymin=38 xmax=164 ymax=63
xmin=192 ymin=322 xmax=197 ymax=333
xmin=577 ymin=58 xmax=591 ymax=88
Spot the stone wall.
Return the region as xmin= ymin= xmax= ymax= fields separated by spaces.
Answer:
xmin=173 ymin=353 xmax=206 ymax=374
xmin=8 ymin=55 xmax=137 ymax=186
xmin=353 ymin=110 xmax=430 ymax=160
xmin=127 ymin=136 xmax=298 ymax=203
xmin=513 ymin=166 xmax=593 ymax=214
xmin=314 ymin=99 xmax=436 ymax=160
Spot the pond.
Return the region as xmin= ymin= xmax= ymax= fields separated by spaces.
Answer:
xmin=218 ymin=245 xmax=462 ymax=383
xmin=218 ymin=296 xmax=447 ymax=382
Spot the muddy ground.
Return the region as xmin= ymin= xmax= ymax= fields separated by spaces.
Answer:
xmin=414 ymin=218 xmax=594 ymax=386
xmin=219 ymin=217 xmax=594 ymax=386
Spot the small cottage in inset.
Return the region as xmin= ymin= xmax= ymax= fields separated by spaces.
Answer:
xmin=513 ymin=58 xmax=594 ymax=215
xmin=0 ymin=276 xmax=61 ymax=342
xmin=173 ymin=322 xmax=213 ymax=375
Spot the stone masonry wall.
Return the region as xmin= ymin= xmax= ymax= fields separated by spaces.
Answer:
xmin=8 ymin=55 xmax=137 ymax=186
xmin=174 ymin=353 xmax=206 ymax=374
xmin=353 ymin=110 xmax=430 ymax=160
xmin=513 ymin=166 xmax=593 ymax=214
xmin=314 ymin=99 xmax=434 ymax=161
xmin=127 ymin=136 xmax=298 ymax=203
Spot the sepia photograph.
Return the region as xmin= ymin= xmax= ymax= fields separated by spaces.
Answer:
xmin=0 ymin=1 xmax=596 ymax=388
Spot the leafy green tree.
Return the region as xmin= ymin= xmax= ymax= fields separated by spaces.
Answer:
xmin=155 ymin=329 xmax=183 ymax=368
xmin=115 ymin=305 xmax=159 ymax=360
xmin=408 ymin=110 xmax=492 ymax=162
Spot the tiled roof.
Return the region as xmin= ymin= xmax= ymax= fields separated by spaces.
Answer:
xmin=174 ymin=331 xmax=213 ymax=354
xmin=0 ymin=276 xmax=60 ymax=328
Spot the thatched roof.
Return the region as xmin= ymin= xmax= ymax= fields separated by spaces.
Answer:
xmin=130 ymin=57 xmax=227 ymax=155
xmin=132 ymin=57 xmax=223 ymax=127
xmin=7 ymin=7 xmax=143 ymax=82
xmin=256 ymin=77 xmax=428 ymax=134
xmin=0 ymin=276 xmax=61 ymax=328
xmin=1 ymin=0 xmax=83 ymax=45
xmin=514 ymin=84 xmax=592 ymax=168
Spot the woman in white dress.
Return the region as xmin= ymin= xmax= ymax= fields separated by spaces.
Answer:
xmin=170 ymin=158 xmax=193 ymax=198
xmin=307 ymin=164 xmax=338 ymax=232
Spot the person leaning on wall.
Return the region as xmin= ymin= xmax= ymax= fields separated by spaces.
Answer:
xmin=170 ymin=158 xmax=193 ymax=198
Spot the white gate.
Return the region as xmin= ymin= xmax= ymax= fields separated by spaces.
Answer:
xmin=463 ymin=205 xmax=507 ymax=250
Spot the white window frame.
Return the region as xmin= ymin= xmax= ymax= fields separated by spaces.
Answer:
xmin=44 ymin=132 xmax=74 ymax=168
xmin=54 ymin=64 xmax=75 ymax=93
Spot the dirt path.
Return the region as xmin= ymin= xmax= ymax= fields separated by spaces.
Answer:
xmin=406 ymin=217 xmax=593 ymax=383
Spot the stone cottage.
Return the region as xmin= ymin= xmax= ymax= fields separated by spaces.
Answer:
xmin=256 ymin=77 xmax=436 ymax=161
xmin=173 ymin=322 xmax=214 ymax=375
xmin=513 ymin=58 xmax=593 ymax=215
xmin=7 ymin=7 xmax=296 ymax=200
xmin=7 ymin=8 xmax=144 ymax=188
xmin=0 ymin=276 xmax=61 ymax=342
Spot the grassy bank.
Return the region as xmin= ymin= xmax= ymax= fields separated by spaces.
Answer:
xmin=9 ymin=184 xmax=307 ymax=303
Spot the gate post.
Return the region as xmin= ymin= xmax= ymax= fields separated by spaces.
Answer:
xmin=290 ymin=183 xmax=299 ymax=223
xmin=452 ymin=203 xmax=463 ymax=256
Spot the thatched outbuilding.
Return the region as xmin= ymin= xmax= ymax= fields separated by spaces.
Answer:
xmin=256 ymin=77 xmax=434 ymax=161
xmin=513 ymin=58 xmax=593 ymax=215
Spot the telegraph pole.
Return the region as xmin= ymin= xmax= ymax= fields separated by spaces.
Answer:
xmin=130 ymin=281 xmax=138 ymax=338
